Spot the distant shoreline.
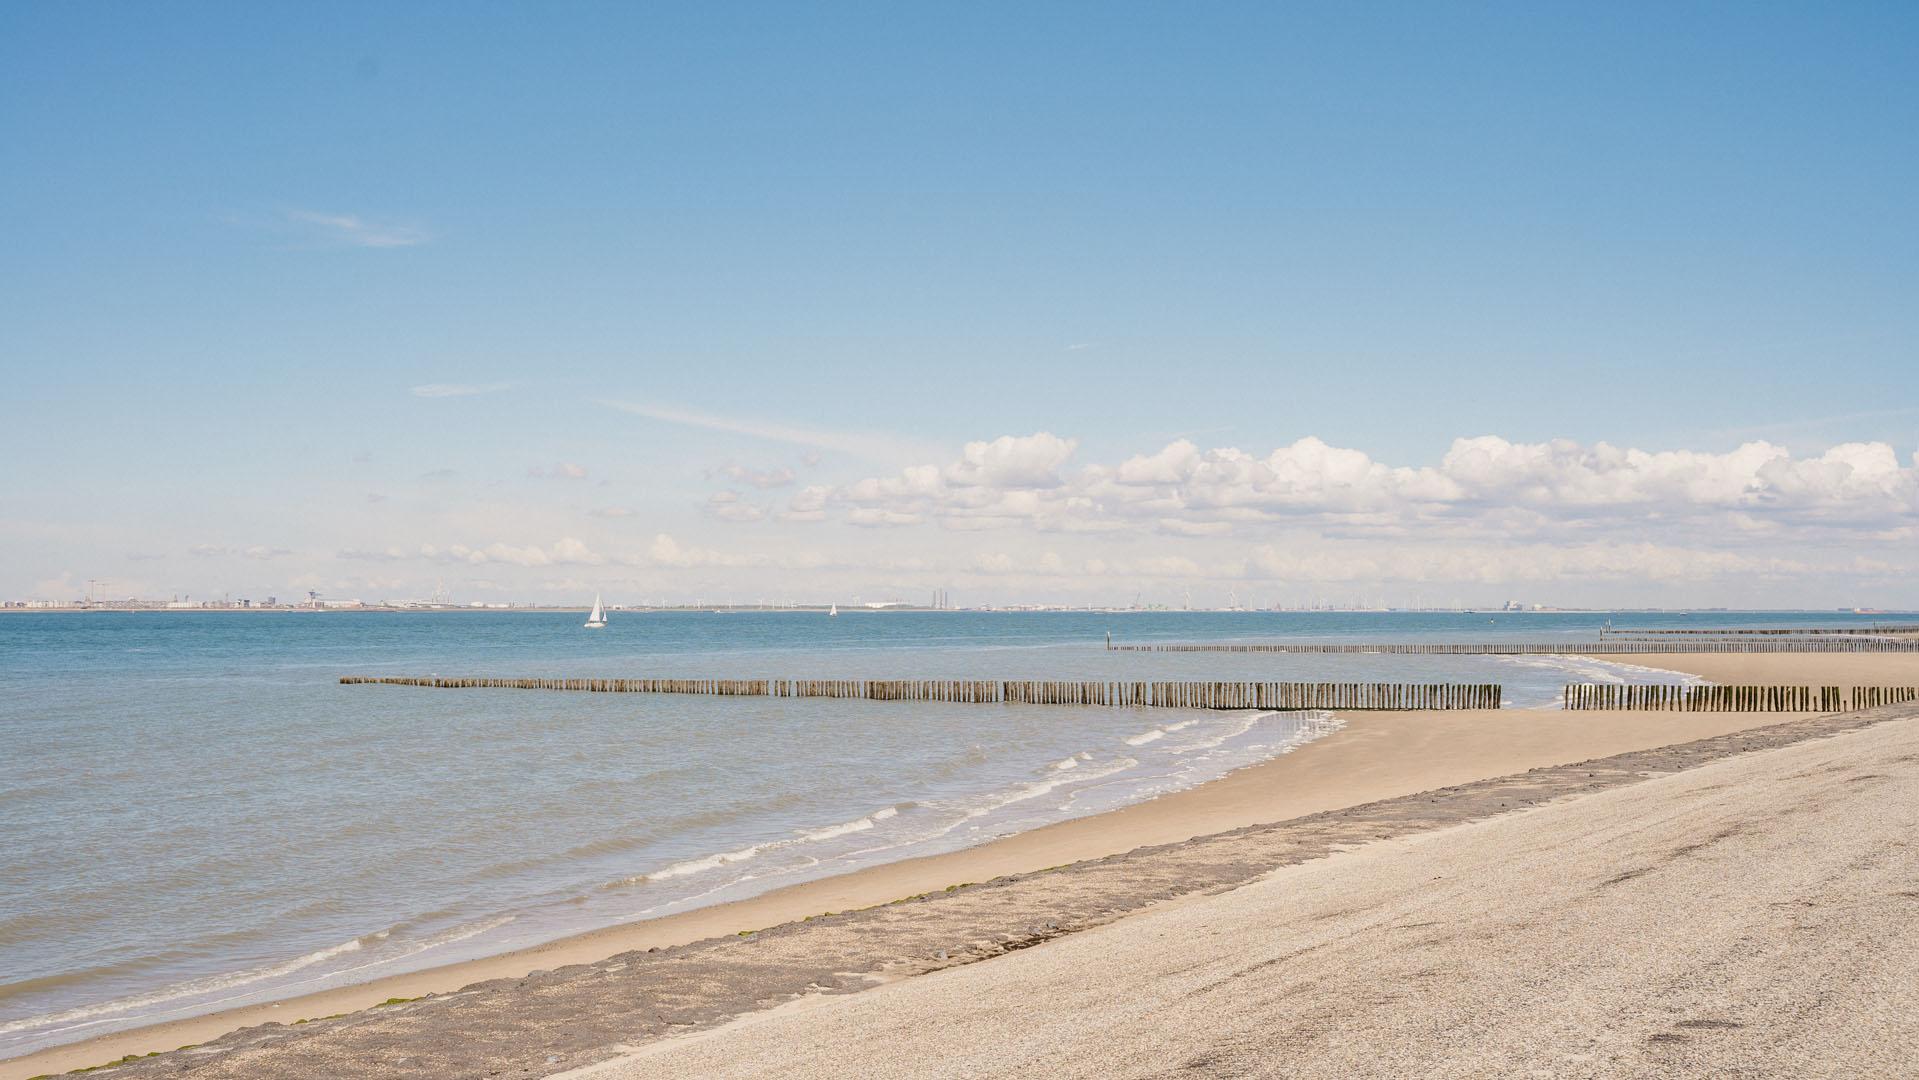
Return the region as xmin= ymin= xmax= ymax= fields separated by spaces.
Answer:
xmin=4 ymin=606 xmax=1911 ymax=615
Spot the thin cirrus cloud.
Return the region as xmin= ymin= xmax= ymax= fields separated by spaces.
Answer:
xmin=598 ymin=399 xmax=931 ymax=462
xmin=288 ymin=210 xmax=429 ymax=248
xmin=412 ymin=382 xmax=511 ymax=398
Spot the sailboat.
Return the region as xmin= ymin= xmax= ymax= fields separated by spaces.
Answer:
xmin=828 ymin=604 xmax=838 ymax=617
xmin=584 ymin=594 xmax=607 ymax=629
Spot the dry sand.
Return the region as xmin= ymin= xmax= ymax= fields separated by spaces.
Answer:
xmin=615 ymin=706 xmax=1919 ymax=1079
xmin=9 ymin=651 xmax=1916 ymax=1078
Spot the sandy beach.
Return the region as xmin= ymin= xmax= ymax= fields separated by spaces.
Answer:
xmin=618 ymin=699 xmax=1919 ymax=1078
xmin=7 ymin=651 xmax=1917 ymax=1078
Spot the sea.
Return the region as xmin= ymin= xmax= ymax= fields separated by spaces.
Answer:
xmin=0 ymin=608 xmax=1887 ymax=1058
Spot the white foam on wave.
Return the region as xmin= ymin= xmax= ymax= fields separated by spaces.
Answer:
xmin=0 ymin=937 xmax=365 ymax=1039
xmin=800 ymin=815 xmax=876 ymax=843
xmin=1167 ymin=710 xmax=1269 ymax=754
xmin=1493 ymin=654 xmax=1707 ymax=708
xmin=647 ymin=844 xmax=766 ymax=882
xmin=5 ymin=913 xmax=518 ymax=1042
xmin=641 ymin=803 xmax=910 ymax=884
xmin=959 ymin=757 xmax=1141 ymax=822
xmin=1124 ymin=728 xmax=1165 ymax=746
xmin=1053 ymin=756 xmax=1078 ymax=770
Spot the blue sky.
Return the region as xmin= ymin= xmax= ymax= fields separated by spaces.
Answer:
xmin=3 ymin=3 xmax=1915 ymax=607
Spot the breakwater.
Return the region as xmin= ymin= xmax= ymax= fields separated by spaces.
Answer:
xmin=1563 ymin=684 xmax=1919 ymax=711
xmin=1598 ymin=626 xmax=1919 ymax=637
xmin=339 ymin=675 xmax=1504 ymax=710
xmin=1107 ymin=640 xmax=1919 ymax=654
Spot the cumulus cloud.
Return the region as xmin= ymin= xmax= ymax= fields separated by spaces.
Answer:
xmin=795 ymin=432 xmax=1919 ymax=543
xmin=186 ymin=544 xmax=290 ymax=560
xmin=705 ymin=491 xmax=766 ymax=522
xmin=646 ymin=533 xmax=762 ymax=569
xmin=528 ymin=462 xmax=589 ymax=479
xmin=944 ymin=433 xmax=1078 ymax=488
xmin=337 ymin=546 xmax=409 ymax=562
xmin=420 ymin=537 xmax=605 ymax=568
xmin=715 ymin=463 xmax=797 ymax=489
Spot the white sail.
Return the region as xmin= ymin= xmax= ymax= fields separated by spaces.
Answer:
xmin=585 ymin=594 xmax=606 ymax=628
xmin=828 ymin=603 xmax=838 ymax=616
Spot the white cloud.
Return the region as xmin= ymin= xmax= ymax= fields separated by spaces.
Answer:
xmin=646 ymin=533 xmax=761 ymax=569
xmin=421 ymin=538 xmax=606 ymax=567
xmin=802 ymin=433 xmax=1919 ymax=541
xmin=337 ymin=546 xmax=409 ymax=562
xmin=186 ymin=544 xmax=291 ymax=560
xmin=944 ymin=432 xmax=1078 ymax=489
xmin=716 ymin=463 xmax=797 ymax=489
xmin=847 ymin=508 xmax=924 ymax=528
xmin=290 ymin=210 xmax=428 ymax=248
xmin=528 ymin=462 xmax=589 ymax=479
xmin=705 ymin=491 xmax=765 ymax=522
xmin=780 ymin=485 xmax=832 ymax=522
xmin=413 ymin=382 xmax=510 ymax=398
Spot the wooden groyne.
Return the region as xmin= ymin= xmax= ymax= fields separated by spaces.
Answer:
xmin=1598 ymin=626 xmax=1919 ymax=637
xmin=339 ymin=676 xmax=1502 ymax=711
xmin=1107 ymin=640 xmax=1919 ymax=654
xmin=1562 ymin=684 xmax=1919 ymax=711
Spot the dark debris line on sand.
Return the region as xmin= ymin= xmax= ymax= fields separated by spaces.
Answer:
xmin=61 ymin=704 xmax=1919 ymax=1080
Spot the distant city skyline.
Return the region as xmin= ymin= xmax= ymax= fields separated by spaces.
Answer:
xmin=2 ymin=5 xmax=1915 ymax=608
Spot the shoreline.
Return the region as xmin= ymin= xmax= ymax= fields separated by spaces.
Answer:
xmin=8 ymin=650 xmax=1918 ymax=1078
xmin=613 ymin=702 xmax=1919 ymax=1078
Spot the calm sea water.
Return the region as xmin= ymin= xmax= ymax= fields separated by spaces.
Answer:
xmin=0 ymin=609 xmax=1887 ymax=1057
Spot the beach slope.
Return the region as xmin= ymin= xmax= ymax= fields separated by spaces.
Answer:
xmin=614 ymin=707 xmax=1919 ymax=1078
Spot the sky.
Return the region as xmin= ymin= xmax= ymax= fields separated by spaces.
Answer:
xmin=2 ymin=2 xmax=1915 ymax=609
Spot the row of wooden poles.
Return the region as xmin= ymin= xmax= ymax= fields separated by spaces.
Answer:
xmin=1563 ymin=684 xmax=1919 ymax=711
xmin=340 ymin=675 xmax=1504 ymax=710
xmin=1108 ymin=640 xmax=1919 ymax=654
xmin=1598 ymin=626 xmax=1919 ymax=637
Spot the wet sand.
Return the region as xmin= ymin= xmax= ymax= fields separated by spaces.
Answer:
xmin=8 ymin=650 xmax=1916 ymax=1078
